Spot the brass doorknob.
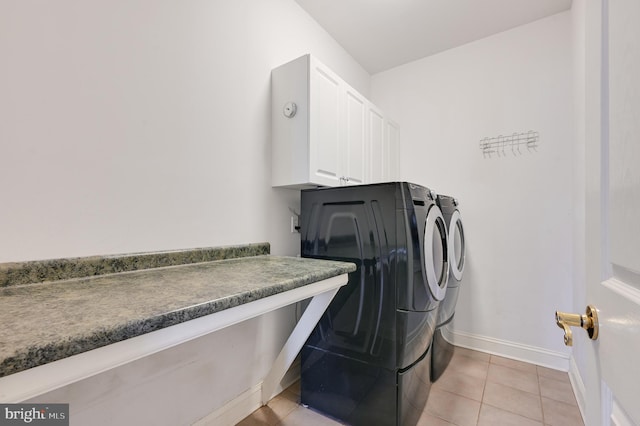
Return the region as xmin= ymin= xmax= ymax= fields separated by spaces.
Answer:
xmin=555 ymin=305 xmax=599 ymax=346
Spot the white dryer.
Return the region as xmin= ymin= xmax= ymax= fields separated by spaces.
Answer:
xmin=431 ymin=194 xmax=466 ymax=382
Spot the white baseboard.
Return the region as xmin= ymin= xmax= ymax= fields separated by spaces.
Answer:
xmin=441 ymin=325 xmax=570 ymax=371
xmin=193 ymin=383 xmax=263 ymax=426
xmin=568 ymin=355 xmax=587 ymax=423
xmin=193 ymin=361 xmax=301 ymax=426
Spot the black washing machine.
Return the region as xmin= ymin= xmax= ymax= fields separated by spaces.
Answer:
xmin=431 ymin=194 xmax=466 ymax=382
xmin=300 ymin=182 xmax=449 ymax=426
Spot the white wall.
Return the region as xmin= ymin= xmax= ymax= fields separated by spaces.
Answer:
xmin=1 ymin=0 xmax=370 ymax=424
xmin=371 ymin=12 xmax=574 ymax=368
xmin=0 ymin=0 xmax=370 ymax=263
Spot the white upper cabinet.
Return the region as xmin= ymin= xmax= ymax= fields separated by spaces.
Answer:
xmin=272 ymin=54 xmax=397 ymax=188
xmin=343 ymin=87 xmax=366 ymax=185
xmin=308 ymin=63 xmax=342 ymax=186
xmin=368 ymin=107 xmax=400 ymax=183
xmin=385 ymin=119 xmax=400 ymax=181
xmin=368 ymin=103 xmax=385 ymax=183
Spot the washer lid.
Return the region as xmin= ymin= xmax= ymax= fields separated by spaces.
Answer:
xmin=424 ymin=205 xmax=449 ymax=301
xmin=448 ymin=210 xmax=465 ymax=281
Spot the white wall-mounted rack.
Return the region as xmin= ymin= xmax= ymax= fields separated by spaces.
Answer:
xmin=480 ymin=131 xmax=539 ymax=158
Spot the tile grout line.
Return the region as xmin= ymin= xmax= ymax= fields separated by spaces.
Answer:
xmin=537 ymin=367 xmax=547 ymax=426
xmin=477 ymin=356 xmax=491 ymax=426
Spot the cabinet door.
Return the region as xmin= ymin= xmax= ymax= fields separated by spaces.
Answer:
xmin=309 ymin=61 xmax=342 ymax=187
xmin=368 ymin=104 xmax=385 ymax=183
xmin=343 ymin=89 xmax=366 ymax=185
xmin=385 ymin=120 xmax=400 ymax=181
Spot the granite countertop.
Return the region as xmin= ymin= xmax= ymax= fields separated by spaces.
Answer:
xmin=0 ymin=249 xmax=355 ymax=378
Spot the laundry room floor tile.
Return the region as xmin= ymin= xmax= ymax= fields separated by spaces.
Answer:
xmin=539 ymin=375 xmax=579 ymax=406
xmin=487 ymin=362 xmax=540 ymax=395
xmin=537 ymin=365 xmax=571 ymax=383
xmin=416 ymin=411 xmax=456 ymax=426
xmin=447 ymin=352 xmax=490 ymax=380
xmin=541 ymin=397 xmax=584 ymax=426
xmin=433 ymin=364 xmax=486 ymax=401
xmin=477 ymin=404 xmax=543 ymax=426
xmin=425 ymin=387 xmax=482 ymax=426
xmin=236 ymin=348 xmax=585 ymax=426
xmin=491 ymin=354 xmax=539 ymax=374
xmin=453 ymin=346 xmax=491 ymax=362
xmin=236 ymin=406 xmax=280 ymax=426
xmin=483 ymin=381 xmax=543 ymax=422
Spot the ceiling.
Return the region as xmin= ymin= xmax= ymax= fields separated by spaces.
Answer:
xmin=294 ymin=0 xmax=573 ymax=74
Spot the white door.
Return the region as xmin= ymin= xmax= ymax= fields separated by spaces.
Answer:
xmin=576 ymin=1 xmax=640 ymax=424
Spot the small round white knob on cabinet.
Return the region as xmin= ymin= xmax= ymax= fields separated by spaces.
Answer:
xmin=283 ymin=102 xmax=297 ymax=118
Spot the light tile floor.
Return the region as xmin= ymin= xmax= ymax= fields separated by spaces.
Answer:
xmin=237 ymin=347 xmax=584 ymax=426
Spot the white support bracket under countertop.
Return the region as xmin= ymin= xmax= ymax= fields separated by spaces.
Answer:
xmin=261 ymin=286 xmax=339 ymax=404
xmin=0 ymin=274 xmax=348 ymax=403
